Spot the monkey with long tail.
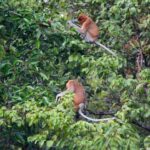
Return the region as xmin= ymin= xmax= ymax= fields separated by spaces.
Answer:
xmin=56 ymin=80 xmax=120 ymax=123
xmin=68 ymin=14 xmax=116 ymax=56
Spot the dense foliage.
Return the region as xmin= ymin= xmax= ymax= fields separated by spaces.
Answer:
xmin=0 ymin=0 xmax=150 ymax=149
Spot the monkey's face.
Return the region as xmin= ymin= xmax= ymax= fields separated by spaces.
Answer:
xmin=78 ymin=14 xmax=88 ymax=24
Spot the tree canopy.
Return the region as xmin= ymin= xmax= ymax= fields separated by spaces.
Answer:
xmin=0 ymin=0 xmax=150 ymax=149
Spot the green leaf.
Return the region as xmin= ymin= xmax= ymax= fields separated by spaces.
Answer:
xmin=36 ymin=39 xmax=40 ymax=49
xmin=39 ymin=72 xmax=49 ymax=80
xmin=0 ymin=45 xmax=5 ymax=60
xmin=46 ymin=140 xmax=54 ymax=148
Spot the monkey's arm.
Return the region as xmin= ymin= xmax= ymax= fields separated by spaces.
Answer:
xmin=68 ymin=20 xmax=85 ymax=34
xmin=81 ymin=19 xmax=91 ymax=31
xmin=68 ymin=20 xmax=90 ymax=41
xmin=56 ymin=89 xmax=73 ymax=102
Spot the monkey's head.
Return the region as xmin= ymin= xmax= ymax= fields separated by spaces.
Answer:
xmin=78 ymin=14 xmax=88 ymax=24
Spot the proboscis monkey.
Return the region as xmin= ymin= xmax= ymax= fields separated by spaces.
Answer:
xmin=68 ymin=14 xmax=116 ymax=56
xmin=56 ymin=80 xmax=86 ymax=111
xmin=56 ymin=80 xmax=117 ymax=122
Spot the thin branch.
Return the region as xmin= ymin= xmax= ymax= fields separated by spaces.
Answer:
xmin=132 ymin=120 xmax=150 ymax=132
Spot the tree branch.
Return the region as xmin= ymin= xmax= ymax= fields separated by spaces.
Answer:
xmin=132 ymin=120 xmax=150 ymax=132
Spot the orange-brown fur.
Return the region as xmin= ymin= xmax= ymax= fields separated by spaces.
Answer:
xmin=66 ymin=80 xmax=86 ymax=111
xmin=78 ymin=14 xmax=99 ymax=41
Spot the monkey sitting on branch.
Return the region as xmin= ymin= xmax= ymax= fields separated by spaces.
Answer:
xmin=56 ymin=80 xmax=117 ymax=123
xmin=67 ymin=14 xmax=116 ymax=57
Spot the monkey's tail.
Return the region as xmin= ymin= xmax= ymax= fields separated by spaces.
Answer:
xmin=78 ymin=103 xmax=117 ymax=123
xmin=95 ymin=41 xmax=116 ymax=57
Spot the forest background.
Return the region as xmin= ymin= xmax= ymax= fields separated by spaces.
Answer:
xmin=0 ymin=0 xmax=150 ymax=149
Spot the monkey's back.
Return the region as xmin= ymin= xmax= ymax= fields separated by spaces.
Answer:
xmin=74 ymin=83 xmax=86 ymax=110
xmin=88 ymin=21 xmax=99 ymax=40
